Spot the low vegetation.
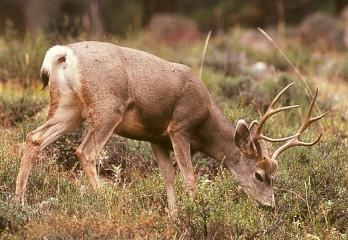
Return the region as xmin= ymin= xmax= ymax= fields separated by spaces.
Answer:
xmin=0 ymin=28 xmax=347 ymax=239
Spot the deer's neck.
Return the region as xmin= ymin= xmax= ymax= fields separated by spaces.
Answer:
xmin=199 ymin=103 xmax=240 ymax=166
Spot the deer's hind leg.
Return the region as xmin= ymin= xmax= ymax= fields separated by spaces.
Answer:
xmin=76 ymin=103 xmax=125 ymax=190
xmin=15 ymin=94 xmax=82 ymax=203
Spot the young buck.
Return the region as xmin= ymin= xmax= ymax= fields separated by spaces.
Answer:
xmin=15 ymin=41 xmax=327 ymax=210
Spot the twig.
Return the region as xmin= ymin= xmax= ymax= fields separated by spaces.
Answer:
xmin=257 ymin=28 xmax=311 ymax=96
xmin=199 ymin=31 xmax=212 ymax=79
xmin=257 ymin=28 xmax=327 ymax=129
xmin=304 ymin=177 xmax=313 ymax=222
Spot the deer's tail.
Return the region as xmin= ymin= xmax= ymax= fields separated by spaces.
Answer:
xmin=40 ymin=45 xmax=71 ymax=89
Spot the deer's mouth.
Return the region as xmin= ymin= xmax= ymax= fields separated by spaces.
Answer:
xmin=232 ymin=167 xmax=276 ymax=208
xmin=240 ymin=182 xmax=276 ymax=208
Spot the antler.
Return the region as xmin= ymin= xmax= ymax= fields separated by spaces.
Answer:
xmin=253 ymin=83 xmax=300 ymax=143
xmin=271 ymin=88 xmax=328 ymax=159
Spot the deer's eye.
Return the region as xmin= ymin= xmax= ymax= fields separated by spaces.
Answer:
xmin=255 ymin=171 xmax=264 ymax=182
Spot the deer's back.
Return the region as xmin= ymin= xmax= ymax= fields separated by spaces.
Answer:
xmin=68 ymin=41 xmax=212 ymax=147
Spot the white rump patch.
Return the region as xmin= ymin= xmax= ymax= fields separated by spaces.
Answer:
xmin=41 ymin=45 xmax=80 ymax=93
xmin=41 ymin=45 xmax=73 ymax=75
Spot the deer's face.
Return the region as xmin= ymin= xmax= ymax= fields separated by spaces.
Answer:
xmin=232 ymin=120 xmax=277 ymax=207
xmin=230 ymin=83 xmax=327 ymax=207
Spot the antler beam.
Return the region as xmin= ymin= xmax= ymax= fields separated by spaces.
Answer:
xmin=271 ymin=88 xmax=328 ymax=159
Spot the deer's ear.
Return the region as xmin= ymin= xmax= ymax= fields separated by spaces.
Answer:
xmin=234 ymin=120 xmax=256 ymax=156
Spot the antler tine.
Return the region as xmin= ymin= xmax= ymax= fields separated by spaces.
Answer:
xmin=271 ymin=133 xmax=322 ymax=160
xmin=271 ymin=88 xmax=328 ymax=160
xmin=268 ymin=82 xmax=295 ymax=109
xmin=297 ymin=88 xmax=328 ymax=134
xmin=254 ymin=82 xmax=300 ymax=141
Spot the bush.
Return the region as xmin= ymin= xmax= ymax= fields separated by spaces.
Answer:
xmin=0 ymin=84 xmax=47 ymax=127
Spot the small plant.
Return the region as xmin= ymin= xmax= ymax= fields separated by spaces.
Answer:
xmin=110 ymin=164 xmax=122 ymax=184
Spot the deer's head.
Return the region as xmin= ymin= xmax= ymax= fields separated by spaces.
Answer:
xmin=231 ymin=83 xmax=327 ymax=207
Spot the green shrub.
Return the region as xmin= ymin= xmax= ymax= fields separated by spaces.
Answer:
xmin=0 ymin=84 xmax=47 ymax=127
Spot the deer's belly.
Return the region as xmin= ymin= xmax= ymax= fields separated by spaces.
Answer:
xmin=114 ymin=108 xmax=168 ymax=142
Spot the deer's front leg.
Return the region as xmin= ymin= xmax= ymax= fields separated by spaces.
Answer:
xmin=151 ymin=143 xmax=177 ymax=213
xmin=170 ymin=132 xmax=196 ymax=198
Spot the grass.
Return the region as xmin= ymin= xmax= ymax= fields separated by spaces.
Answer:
xmin=0 ymin=29 xmax=347 ymax=239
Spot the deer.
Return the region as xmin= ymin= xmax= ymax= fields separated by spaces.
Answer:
xmin=15 ymin=41 xmax=327 ymax=212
